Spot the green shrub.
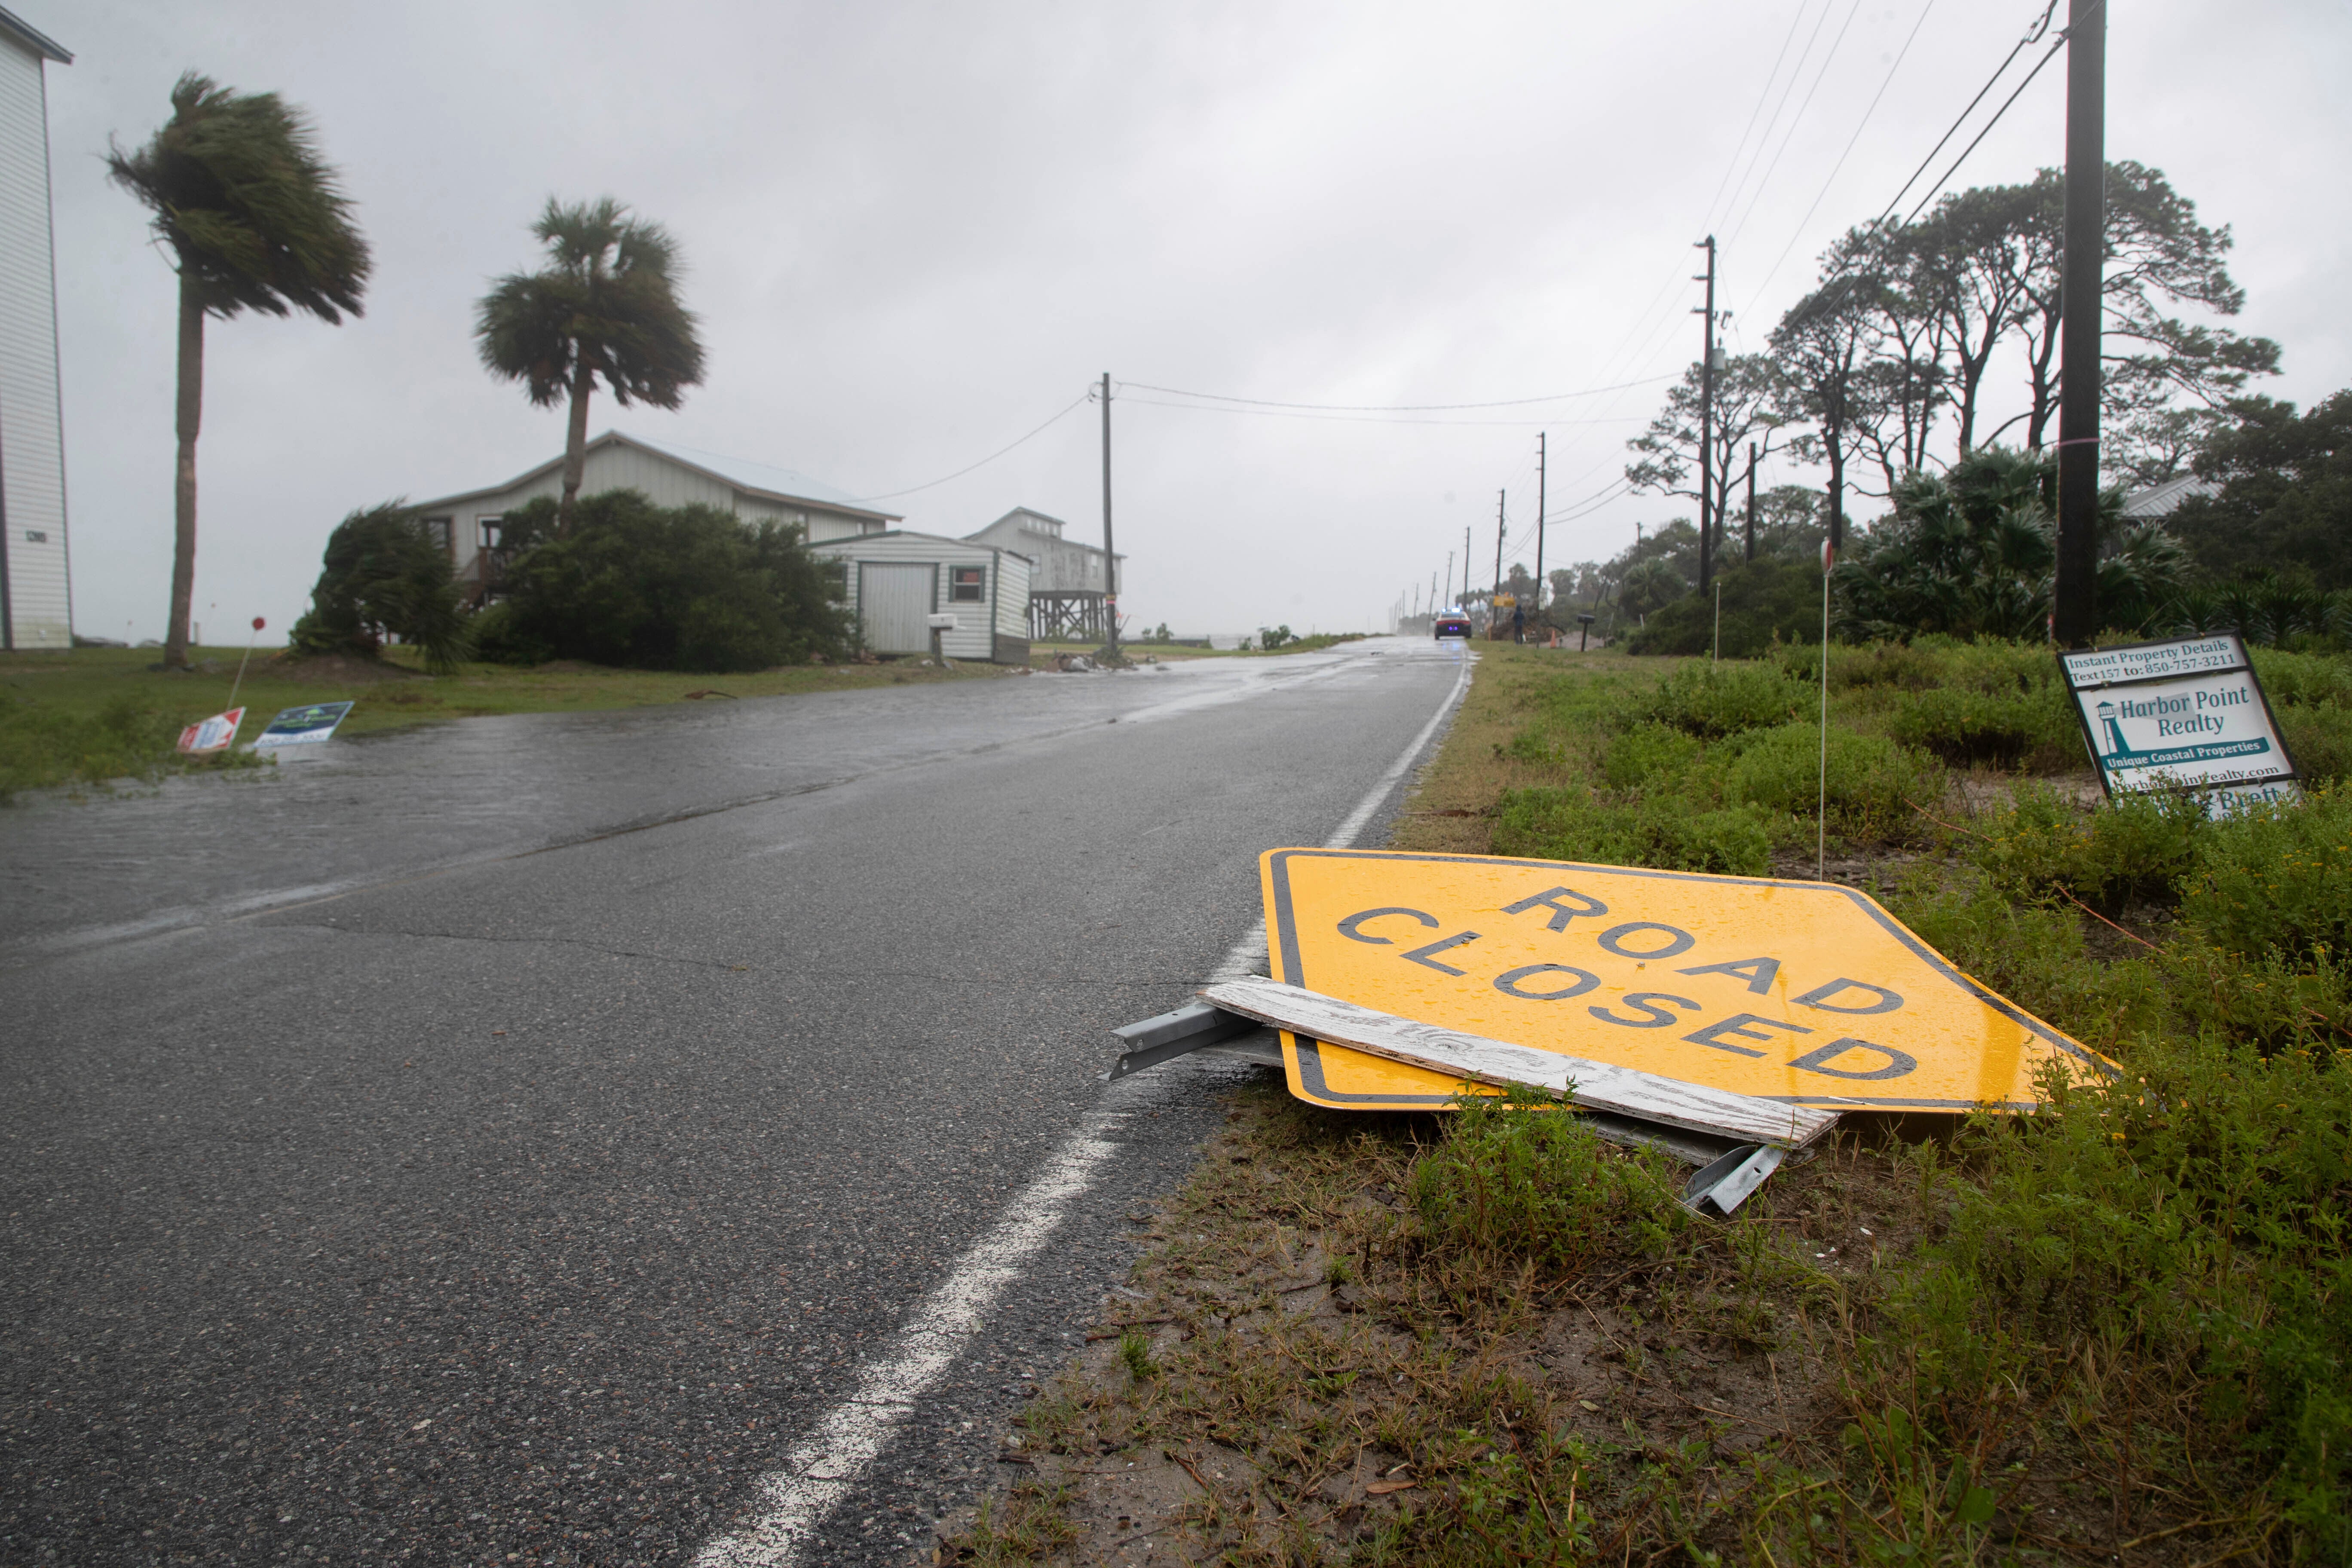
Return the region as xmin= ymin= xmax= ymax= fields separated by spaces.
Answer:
xmin=1491 ymin=785 xmax=1775 ymax=875
xmin=1412 ymin=1087 xmax=1691 ymax=1274
xmin=1715 ymin=721 xmax=1944 ymax=836
xmin=1967 ymin=782 xmax=2208 ymax=914
xmin=1868 ymin=1029 xmax=2352 ymax=1557
xmin=1819 ymin=638 xmax=1948 ymax=692
xmin=289 ymin=502 xmax=473 ymax=672
xmin=1883 ymin=683 xmax=2081 ymax=770
xmin=1632 ymin=659 xmax=1809 ymax=738
xmin=1888 ymin=872 xmax=2170 ymax=1051
xmin=2278 ymin=703 xmax=2352 ymax=788
xmin=1596 ymin=722 xmax=1703 ymax=790
xmin=2181 ymin=784 xmax=2352 ymax=960
xmin=488 ymin=490 xmax=853 ymax=672
xmin=1622 ymin=557 xmax=1825 ymax=658
xmin=2249 ymin=646 xmax=2352 ymax=710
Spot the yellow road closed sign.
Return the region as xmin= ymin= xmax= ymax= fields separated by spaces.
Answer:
xmin=1260 ymin=848 xmax=2111 ymax=1113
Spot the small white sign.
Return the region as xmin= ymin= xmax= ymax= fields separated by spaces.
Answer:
xmin=2059 ymin=633 xmax=2298 ymax=812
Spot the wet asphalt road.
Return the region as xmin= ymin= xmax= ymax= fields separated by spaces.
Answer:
xmin=2 ymin=637 xmax=1467 ymax=1566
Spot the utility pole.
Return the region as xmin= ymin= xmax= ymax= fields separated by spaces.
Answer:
xmin=1099 ymin=371 xmax=1118 ymax=653
xmin=2052 ymin=0 xmax=2104 ymax=646
xmin=1443 ymin=550 xmax=1454 ymax=609
xmin=1532 ymin=432 xmax=1548 ymax=638
xmin=1694 ymin=236 xmax=1718 ymax=597
xmin=1491 ymin=491 xmax=1507 ymax=639
xmin=1745 ymin=442 xmax=1758 ymax=563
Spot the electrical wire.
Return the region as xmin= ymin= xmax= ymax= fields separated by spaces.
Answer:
xmin=1114 ymin=395 xmax=1645 ymax=430
xmin=1696 ymin=0 xmax=1822 ymax=237
xmin=1871 ymin=0 xmax=2061 ymax=231
xmin=1721 ymin=0 xmax=1871 ymax=253
xmin=1740 ymin=0 xmax=1939 ymax=311
xmin=1115 ymin=374 xmax=1670 ymax=413
xmin=1896 ymin=24 xmax=2067 ymax=228
xmin=1738 ymin=0 xmax=2077 ymax=328
xmin=842 ymin=392 xmax=1090 ymax=502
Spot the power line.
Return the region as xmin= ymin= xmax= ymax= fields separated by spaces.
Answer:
xmin=1721 ymin=0 xmax=1870 ymax=253
xmin=1713 ymin=0 xmax=1844 ymax=250
xmin=1871 ymin=0 xmax=2061 ymax=230
xmin=1736 ymin=0 xmax=2074 ymax=327
xmin=1696 ymin=0 xmax=1822 ymax=236
xmin=1740 ymin=0 xmax=1939 ymax=311
xmin=1115 ymin=374 xmax=1670 ymax=413
xmin=845 ymin=392 xmax=1091 ymax=502
xmin=1896 ymin=24 xmax=2067 ymax=228
xmin=1113 ymin=395 xmax=1645 ymax=430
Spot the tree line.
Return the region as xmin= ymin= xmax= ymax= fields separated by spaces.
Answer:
xmin=1551 ymin=159 xmax=2348 ymax=657
xmin=108 ymin=73 xmax=845 ymax=674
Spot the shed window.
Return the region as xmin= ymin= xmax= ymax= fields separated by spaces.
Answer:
xmin=478 ymin=516 xmax=503 ymax=550
xmin=949 ymin=566 xmax=986 ymax=602
xmin=422 ymin=516 xmax=453 ymax=552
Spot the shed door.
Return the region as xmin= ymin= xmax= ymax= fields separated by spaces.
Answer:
xmin=859 ymin=562 xmax=935 ymax=653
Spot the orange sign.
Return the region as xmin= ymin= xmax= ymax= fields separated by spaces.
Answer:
xmin=1260 ymin=848 xmax=2112 ymax=1113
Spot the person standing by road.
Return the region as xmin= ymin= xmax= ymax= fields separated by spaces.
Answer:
xmin=1511 ymin=602 xmax=1525 ymax=643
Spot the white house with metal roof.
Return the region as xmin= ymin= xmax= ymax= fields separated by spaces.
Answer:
xmin=0 ymin=5 xmax=71 ymax=651
xmin=410 ymin=429 xmax=901 ymax=601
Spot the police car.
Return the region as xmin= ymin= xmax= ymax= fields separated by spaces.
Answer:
xmin=1433 ymin=611 xmax=1471 ymax=640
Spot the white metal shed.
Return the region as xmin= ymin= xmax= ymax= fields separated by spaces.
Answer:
xmin=808 ymin=531 xmax=1031 ymax=663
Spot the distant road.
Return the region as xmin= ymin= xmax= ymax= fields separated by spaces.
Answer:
xmin=0 ymin=637 xmax=1467 ymax=1566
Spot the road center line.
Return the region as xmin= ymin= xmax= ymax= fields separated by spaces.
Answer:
xmin=689 ymin=647 xmax=1472 ymax=1567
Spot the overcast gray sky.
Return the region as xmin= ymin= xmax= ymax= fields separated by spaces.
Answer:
xmin=36 ymin=0 xmax=2352 ymax=643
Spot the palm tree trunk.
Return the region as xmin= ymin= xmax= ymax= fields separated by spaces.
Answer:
xmin=558 ymin=363 xmax=594 ymax=537
xmin=164 ymin=272 xmax=204 ymax=670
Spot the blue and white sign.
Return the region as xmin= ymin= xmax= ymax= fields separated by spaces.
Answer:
xmin=251 ymin=701 xmax=355 ymax=750
xmin=2060 ymin=634 xmax=2297 ymax=813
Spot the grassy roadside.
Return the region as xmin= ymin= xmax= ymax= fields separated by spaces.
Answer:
xmin=0 ymin=644 xmax=1020 ymax=801
xmin=947 ymin=640 xmax=2352 ymax=1566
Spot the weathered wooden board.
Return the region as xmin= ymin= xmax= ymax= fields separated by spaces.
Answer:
xmin=1202 ymin=977 xmax=1840 ymax=1149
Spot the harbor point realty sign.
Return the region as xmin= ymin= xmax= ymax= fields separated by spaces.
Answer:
xmin=2058 ymin=634 xmax=2299 ymax=814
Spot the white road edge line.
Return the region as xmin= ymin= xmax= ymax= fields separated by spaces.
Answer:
xmin=690 ymin=645 xmax=1473 ymax=1568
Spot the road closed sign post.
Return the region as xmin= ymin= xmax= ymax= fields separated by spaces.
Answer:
xmin=1257 ymin=848 xmax=2113 ymax=1115
xmin=2058 ymin=634 xmax=2298 ymax=815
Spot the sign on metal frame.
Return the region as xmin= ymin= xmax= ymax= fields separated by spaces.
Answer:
xmin=2057 ymin=633 xmax=2298 ymax=815
xmin=1258 ymin=848 xmax=2114 ymax=1115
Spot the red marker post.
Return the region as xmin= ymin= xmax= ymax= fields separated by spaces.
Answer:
xmin=227 ymin=616 xmax=265 ymax=712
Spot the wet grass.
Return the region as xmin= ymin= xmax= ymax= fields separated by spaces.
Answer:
xmin=952 ymin=638 xmax=2352 ymax=1566
xmin=0 ymin=643 xmax=1012 ymax=801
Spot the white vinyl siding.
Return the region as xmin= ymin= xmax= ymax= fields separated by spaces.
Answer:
xmin=858 ymin=562 xmax=934 ymax=653
xmin=995 ymin=551 xmax=1031 ymax=643
xmin=812 ymin=532 xmax=1028 ymax=662
xmin=0 ymin=34 xmax=70 ymax=649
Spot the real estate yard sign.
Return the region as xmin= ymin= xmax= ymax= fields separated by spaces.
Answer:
xmin=251 ymin=701 xmax=355 ymax=750
xmin=2058 ymin=634 xmax=2299 ymax=815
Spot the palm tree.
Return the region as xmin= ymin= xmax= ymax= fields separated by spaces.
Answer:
xmin=107 ymin=74 xmax=371 ymax=670
xmin=474 ymin=199 xmax=706 ymax=535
